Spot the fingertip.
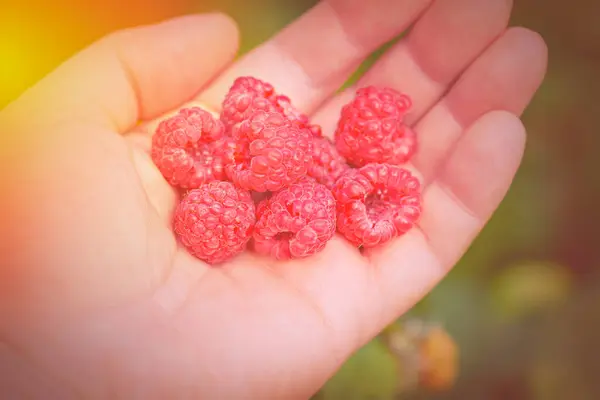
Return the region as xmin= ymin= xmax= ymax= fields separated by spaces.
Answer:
xmin=110 ymin=12 xmax=241 ymax=122
xmin=503 ymin=26 xmax=549 ymax=97
xmin=471 ymin=110 xmax=526 ymax=159
xmin=153 ymin=12 xmax=241 ymax=60
xmin=157 ymin=12 xmax=239 ymax=32
xmin=196 ymin=12 xmax=241 ymax=51
xmin=442 ymin=26 xmax=549 ymax=127
xmin=505 ymin=26 xmax=548 ymax=61
xmin=439 ymin=110 xmax=526 ymax=219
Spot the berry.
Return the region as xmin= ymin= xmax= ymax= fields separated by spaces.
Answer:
xmin=221 ymin=76 xmax=322 ymax=137
xmin=332 ymin=163 xmax=422 ymax=248
xmin=274 ymin=95 xmax=307 ymax=124
xmin=151 ymin=107 xmax=232 ymax=189
xmin=229 ymin=76 xmax=276 ymax=99
xmin=253 ymin=179 xmax=336 ymax=260
xmin=220 ymin=76 xmax=280 ymax=130
xmin=274 ymin=95 xmax=322 ymax=137
xmin=151 ymin=78 xmax=424 ymax=263
xmin=335 ymin=86 xmax=417 ymax=167
xmin=173 ymin=181 xmax=256 ymax=265
xmin=220 ymin=90 xmax=280 ymax=130
xmin=226 ymin=111 xmax=313 ymax=193
xmin=308 ymin=136 xmax=350 ymax=189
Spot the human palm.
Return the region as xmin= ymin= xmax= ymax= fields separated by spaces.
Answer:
xmin=0 ymin=1 xmax=547 ymax=398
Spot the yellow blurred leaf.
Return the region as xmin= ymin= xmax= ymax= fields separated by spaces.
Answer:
xmin=490 ymin=260 xmax=573 ymax=320
xmin=417 ymin=325 xmax=459 ymax=392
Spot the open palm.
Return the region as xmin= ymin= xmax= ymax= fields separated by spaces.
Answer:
xmin=0 ymin=1 xmax=547 ymax=398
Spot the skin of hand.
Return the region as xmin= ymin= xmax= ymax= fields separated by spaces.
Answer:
xmin=0 ymin=1 xmax=547 ymax=398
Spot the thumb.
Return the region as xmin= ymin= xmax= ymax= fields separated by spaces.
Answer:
xmin=0 ymin=14 xmax=238 ymax=320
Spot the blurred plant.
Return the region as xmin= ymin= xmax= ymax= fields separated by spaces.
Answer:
xmin=315 ymin=336 xmax=399 ymax=400
xmin=315 ymin=318 xmax=459 ymax=399
xmin=489 ymin=260 xmax=573 ymax=321
xmin=383 ymin=319 xmax=459 ymax=393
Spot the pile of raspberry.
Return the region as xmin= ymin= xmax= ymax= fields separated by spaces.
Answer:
xmin=151 ymin=77 xmax=422 ymax=265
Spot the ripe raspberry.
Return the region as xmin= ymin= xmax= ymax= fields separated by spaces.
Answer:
xmin=173 ymin=181 xmax=256 ymax=265
xmin=226 ymin=111 xmax=313 ymax=192
xmin=151 ymin=107 xmax=232 ymax=189
xmin=332 ymin=163 xmax=422 ymax=248
xmin=220 ymin=89 xmax=280 ymax=130
xmin=221 ymin=76 xmax=322 ymax=137
xmin=253 ymin=179 xmax=336 ymax=260
xmin=335 ymin=86 xmax=417 ymax=167
xmin=308 ymin=136 xmax=350 ymax=189
xmin=229 ymin=76 xmax=276 ymax=99
xmin=274 ymin=95 xmax=322 ymax=138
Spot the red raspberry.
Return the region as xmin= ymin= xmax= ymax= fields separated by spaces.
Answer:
xmin=274 ymin=95 xmax=322 ymax=138
xmin=253 ymin=179 xmax=336 ymax=260
xmin=226 ymin=111 xmax=313 ymax=192
xmin=308 ymin=136 xmax=350 ymax=189
xmin=229 ymin=76 xmax=276 ymax=99
xmin=221 ymin=77 xmax=322 ymax=137
xmin=151 ymin=107 xmax=231 ymax=189
xmin=332 ymin=163 xmax=422 ymax=248
xmin=173 ymin=181 xmax=256 ymax=265
xmin=334 ymin=86 xmax=417 ymax=167
xmin=220 ymin=90 xmax=280 ymax=130
xmin=220 ymin=77 xmax=279 ymax=129
xmin=274 ymin=95 xmax=307 ymax=124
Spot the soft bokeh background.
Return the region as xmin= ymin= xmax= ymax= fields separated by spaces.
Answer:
xmin=1 ymin=1 xmax=598 ymax=399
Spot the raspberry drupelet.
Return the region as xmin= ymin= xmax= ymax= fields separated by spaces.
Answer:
xmin=332 ymin=163 xmax=422 ymax=248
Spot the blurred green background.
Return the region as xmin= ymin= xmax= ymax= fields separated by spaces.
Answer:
xmin=1 ymin=1 xmax=598 ymax=399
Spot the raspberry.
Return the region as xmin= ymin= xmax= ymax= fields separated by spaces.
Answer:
xmin=332 ymin=163 xmax=422 ymax=248
xmin=221 ymin=77 xmax=322 ymax=137
xmin=220 ymin=77 xmax=280 ymax=130
xmin=226 ymin=111 xmax=313 ymax=192
xmin=253 ymin=179 xmax=336 ymax=260
xmin=274 ymin=95 xmax=322 ymax=137
xmin=308 ymin=136 xmax=350 ymax=189
xmin=335 ymin=86 xmax=417 ymax=167
xmin=151 ymin=107 xmax=232 ymax=189
xmin=220 ymin=90 xmax=280 ymax=130
xmin=229 ymin=76 xmax=276 ymax=99
xmin=173 ymin=181 xmax=256 ymax=265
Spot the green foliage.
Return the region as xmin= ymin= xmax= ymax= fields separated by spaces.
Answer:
xmin=318 ymin=338 xmax=399 ymax=400
xmin=489 ymin=261 xmax=573 ymax=320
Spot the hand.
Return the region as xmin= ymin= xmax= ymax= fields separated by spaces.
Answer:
xmin=0 ymin=1 xmax=547 ymax=398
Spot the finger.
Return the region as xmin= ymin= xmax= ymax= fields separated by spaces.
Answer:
xmin=198 ymin=0 xmax=433 ymax=113
xmin=366 ymin=110 xmax=526 ymax=334
xmin=280 ymin=111 xmax=527 ymax=354
xmin=312 ymin=0 xmax=513 ymax=137
xmin=412 ymin=27 xmax=547 ymax=181
xmin=2 ymin=13 xmax=239 ymax=132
